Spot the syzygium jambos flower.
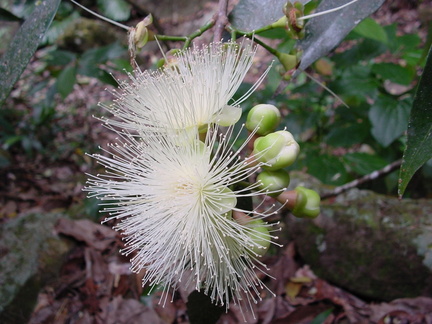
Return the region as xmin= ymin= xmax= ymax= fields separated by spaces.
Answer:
xmin=102 ymin=40 xmax=269 ymax=134
xmin=86 ymin=126 xmax=280 ymax=311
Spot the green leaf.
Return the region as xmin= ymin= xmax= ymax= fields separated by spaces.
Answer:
xmin=0 ymin=7 xmax=23 ymax=22
xmin=296 ymin=0 xmax=385 ymax=74
xmin=399 ymin=46 xmax=432 ymax=197
xmin=326 ymin=123 xmax=370 ymax=148
xmin=257 ymin=28 xmax=287 ymax=39
xmin=371 ymin=63 xmax=415 ymax=85
xmin=187 ymin=290 xmax=224 ymax=324
xmin=97 ymin=0 xmax=131 ymax=22
xmin=352 ymin=17 xmax=387 ymax=44
xmin=0 ymin=0 xmax=61 ymax=108
xmin=343 ymin=153 xmax=388 ymax=176
xmin=230 ymin=0 xmax=311 ymax=31
xmin=369 ymin=96 xmax=411 ymax=147
xmin=78 ymin=42 xmax=125 ymax=83
xmin=330 ymin=65 xmax=379 ymax=98
xmin=42 ymin=10 xmax=80 ymax=45
xmin=44 ymin=50 xmax=77 ymax=66
xmin=305 ymin=152 xmax=348 ymax=185
xmin=332 ymin=38 xmax=387 ymax=68
xmin=95 ymin=70 xmax=117 ymax=86
xmin=56 ymin=65 xmax=76 ymax=99
xmin=310 ymin=308 xmax=334 ymax=324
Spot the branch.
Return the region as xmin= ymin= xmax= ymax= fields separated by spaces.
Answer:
xmin=321 ymin=159 xmax=402 ymax=199
xmin=213 ymin=0 xmax=229 ymax=42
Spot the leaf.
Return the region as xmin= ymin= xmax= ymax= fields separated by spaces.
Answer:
xmin=343 ymin=153 xmax=388 ymax=176
xmin=369 ymin=96 xmax=411 ymax=147
xmin=0 ymin=7 xmax=23 ymax=22
xmin=325 ymin=123 xmax=370 ymax=148
xmin=310 ymin=308 xmax=334 ymax=324
xmin=305 ymin=152 xmax=349 ymax=185
xmin=186 ymin=290 xmax=225 ymax=324
xmin=230 ymin=0 xmax=311 ymax=31
xmin=97 ymin=0 xmax=131 ymax=22
xmin=399 ymin=46 xmax=432 ymax=197
xmin=77 ymin=42 xmax=125 ymax=85
xmin=42 ymin=10 xmax=80 ymax=45
xmin=331 ymin=38 xmax=387 ymax=68
xmin=330 ymin=65 xmax=380 ymax=99
xmin=352 ymin=17 xmax=387 ymax=44
xmin=56 ymin=65 xmax=76 ymax=99
xmin=0 ymin=0 xmax=61 ymax=108
xmin=371 ymin=63 xmax=415 ymax=85
xmin=44 ymin=50 xmax=77 ymax=66
xmin=295 ymin=0 xmax=385 ymax=74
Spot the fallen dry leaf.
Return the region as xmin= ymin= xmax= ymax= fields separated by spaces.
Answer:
xmin=55 ymin=218 xmax=116 ymax=251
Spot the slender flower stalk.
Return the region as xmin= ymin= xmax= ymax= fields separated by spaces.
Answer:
xmin=86 ymin=125 xmax=281 ymax=311
xmin=102 ymin=40 xmax=270 ymax=135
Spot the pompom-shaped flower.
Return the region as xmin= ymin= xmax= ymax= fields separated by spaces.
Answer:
xmin=103 ymin=40 xmax=269 ymax=134
xmin=86 ymin=126 xmax=279 ymax=310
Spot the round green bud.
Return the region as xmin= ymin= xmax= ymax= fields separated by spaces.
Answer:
xmin=292 ymin=186 xmax=320 ymax=218
xmin=246 ymin=219 xmax=271 ymax=256
xmin=253 ymin=130 xmax=300 ymax=171
xmin=245 ymin=104 xmax=281 ymax=135
xmin=277 ymin=52 xmax=298 ymax=72
xmin=212 ymin=105 xmax=242 ymax=127
xmin=257 ymin=169 xmax=290 ymax=197
xmin=206 ymin=186 xmax=237 ymax=215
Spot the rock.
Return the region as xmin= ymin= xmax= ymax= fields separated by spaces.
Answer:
xmin=57 ymin=17 xmax=120 ymax=52
xmin=285 ymin=180 xmax=432 ymax=301
xmin=0 ymin=212 xmax=71 ymax=323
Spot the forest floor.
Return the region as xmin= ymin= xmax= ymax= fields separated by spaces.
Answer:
xmin=1 ymin=0 xmax=432 ymax=323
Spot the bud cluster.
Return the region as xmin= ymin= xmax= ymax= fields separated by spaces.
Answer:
xmin=245 ymin=103 xmax=321 ymax=219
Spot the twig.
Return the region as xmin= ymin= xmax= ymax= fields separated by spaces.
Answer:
xmin=321 ymin=159 xmax=402 ymax=199
xmin=213 ymin=0 xmax=229 ymax=42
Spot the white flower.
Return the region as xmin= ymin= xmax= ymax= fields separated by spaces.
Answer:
xmin=86 ymin=126 xmax=280 ymax=311
xmin=102 ymin=40 xmax=269 ymax=134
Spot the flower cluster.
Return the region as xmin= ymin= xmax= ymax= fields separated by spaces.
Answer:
xmin=86 ymin=40 xmax=318 ymax=314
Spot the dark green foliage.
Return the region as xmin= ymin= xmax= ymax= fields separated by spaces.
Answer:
xmin=399 ymin=45 xmax=432 ymax=197
xmin=0 ymin=0 xmax=61 ymax=107
xmin=186 ymin=290 xmax=225 ymax=324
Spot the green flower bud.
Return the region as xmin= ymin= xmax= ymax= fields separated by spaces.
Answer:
xmin=206 ymin=186 xmax=237 ymax=215
xmin=133 ymin=14 xmax=154 ymax=49
xmin=257 ymin=169 xmax=290 ymax=197
xmin=276 ymin=52 xmax=298 ymax=72
xmin=270 ymin=16 xmax=288 ymax=29
xmin=253 ymin=130 xmax=300 ymax=171
xmin=245 ymin=104 xmax=281 ymax=135
xmin=212 ymin=105 xmax=242 ymax=127
xmin=246 ymin=219 xmax=271 ymax=256
xmin=292 ymin=186 xmax=320 ymax=218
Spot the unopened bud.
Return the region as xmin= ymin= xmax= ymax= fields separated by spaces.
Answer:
xmin=246 ymin=218 xmax=271 ymax=256
xmin=288 ymin=186 xmax=320 ymax=218
xmin=157 ymin=49 xmax=181 ymax=70
xmin=208 ymin=186 xmax=237 ymax=215
xmin=246 ymin=104 xmax=281 ymax=136
xmin=271 ymin=16 xmax=288 ymax=29
xmin=257 ymin=169 xmax=290 ymax=197
xmin=314 ymin=58 xmax=334 ymax=76
xmin=133 ymin=14 xmax=154 ymax=49
xmin=212 ymin=105 xmax=242 ymax=127
xmin=276 ymin=52 xmax=298 ymax=72
xmin=253 ymin=130 xmax=300 ymax=171
xmin=233 ymin=211 xmax=271 ymax=256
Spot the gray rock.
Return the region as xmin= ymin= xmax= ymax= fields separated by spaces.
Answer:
xmin=285 ymin=182 xmax=432 ymax=301
xmin=0 ymin=212 xmax=71 ymax=323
